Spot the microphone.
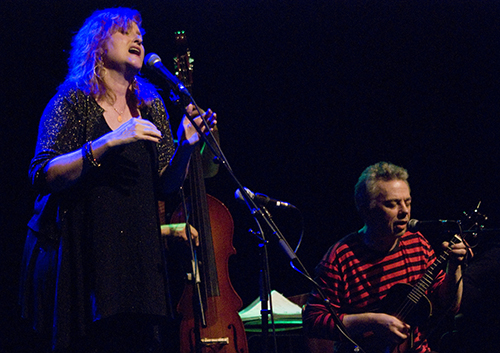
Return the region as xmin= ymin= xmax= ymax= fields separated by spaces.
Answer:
xmin=407 ymin=219 xmax=458 ymax=233
xmin=145 ymin=53 xmax=190 ymax=96
xmin=235 ymin=187 xmax=296 ymax=209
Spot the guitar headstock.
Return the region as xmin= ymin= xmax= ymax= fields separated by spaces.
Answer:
xmin=459 ymin=201 xmax=488 ymax=245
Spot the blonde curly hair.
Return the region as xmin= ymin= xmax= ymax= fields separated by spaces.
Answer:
xmin=64 ymin=7 xmax=155 ymax=106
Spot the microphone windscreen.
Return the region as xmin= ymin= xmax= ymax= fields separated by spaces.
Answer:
xmin=407 ymin=219 xmax=419 ymax=232
xmin=145 ymin=53 xmax=161 ymax=67
xmin=234 ymin=187 xmax=253 ymax=202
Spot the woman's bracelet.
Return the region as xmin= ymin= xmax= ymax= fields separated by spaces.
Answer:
xmin=83 ymin=140 xmax=101 ymax=168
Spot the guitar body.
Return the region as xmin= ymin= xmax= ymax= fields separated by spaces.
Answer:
xmin=355 ymin=283 xmax=432 ymax=353
xmin=381 ymin=283 xmax=432 ymax=327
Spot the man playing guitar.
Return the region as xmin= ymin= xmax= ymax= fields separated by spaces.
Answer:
xmin=303 ymin=162 xmax=467 ymax=353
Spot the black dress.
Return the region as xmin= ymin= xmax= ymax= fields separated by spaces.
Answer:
xmin=19 ymin=83 xmax=176 ymax=351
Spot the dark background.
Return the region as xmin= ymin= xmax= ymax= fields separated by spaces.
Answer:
xmin=2 ymin=0 xmax=500 ymax=351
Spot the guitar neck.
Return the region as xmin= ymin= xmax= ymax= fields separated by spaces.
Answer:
xmin=405 ymin=234 xmax=461 ymax=309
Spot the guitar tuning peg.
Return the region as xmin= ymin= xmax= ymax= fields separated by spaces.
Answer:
xmin=463 ymin=201 xmax=486 ymax=219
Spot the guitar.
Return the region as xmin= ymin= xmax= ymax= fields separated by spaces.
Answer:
xmin=350 ymin=206 xmax=485 ymax=353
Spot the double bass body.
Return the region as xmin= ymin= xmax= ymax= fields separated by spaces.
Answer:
xmin=171 ymin=194 xmax=249 ymax=353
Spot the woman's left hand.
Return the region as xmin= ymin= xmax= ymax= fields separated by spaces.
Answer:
xmin=177 ymin=105 xmax=217 ymax=147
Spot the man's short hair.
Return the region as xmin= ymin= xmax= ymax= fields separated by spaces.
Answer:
xmin=354 ymin=162 xmax=409 ymax=212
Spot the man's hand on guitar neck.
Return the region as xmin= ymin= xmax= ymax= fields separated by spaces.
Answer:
xmin=343 ymin=312 xmax=411 ymax=346
xmin=442 ymin=237 xmax=468 ymax=269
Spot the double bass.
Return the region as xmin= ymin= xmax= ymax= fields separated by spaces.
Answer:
xmin=169 ymin=31 xmax=249 ymax=353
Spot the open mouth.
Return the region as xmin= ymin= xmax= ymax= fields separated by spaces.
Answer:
xmin=129 ymin=47 xmax=141 ymax=56
xmin=394 ymin=221 xmax=407 ymax=229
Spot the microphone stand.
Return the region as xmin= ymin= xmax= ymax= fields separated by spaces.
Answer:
xmin=162 ymin=83 xmax=366 ymax=353
xmin=258 ymin=232 xmax=274 ymax=353
xmin=246 ymin=206 xmax=279 ymax=353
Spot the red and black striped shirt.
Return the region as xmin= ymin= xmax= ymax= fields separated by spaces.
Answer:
xmin=303 ymin=231 xmax=446 ymax=353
